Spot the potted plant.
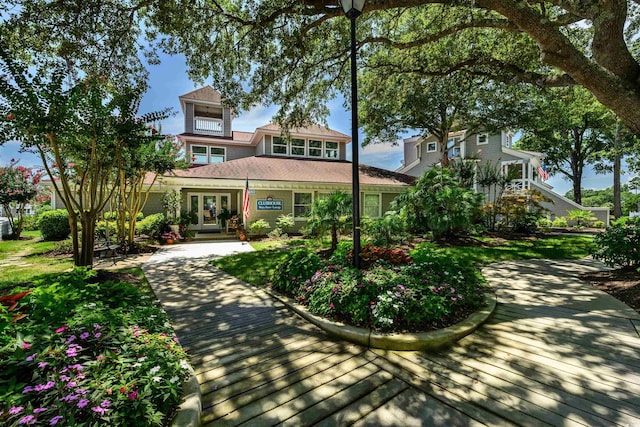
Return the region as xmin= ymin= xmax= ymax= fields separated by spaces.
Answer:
xmin=160 ymin=231 xmax=181 ymax=244
xmin=161 ymin=190 xmax=181 ymax=232
xmin=217 ymin=208 xmax=232 ymax=229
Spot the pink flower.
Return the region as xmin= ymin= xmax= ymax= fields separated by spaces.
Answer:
xmin=80 ymin=332 xmax=89 ymax=340
xmin=55 ymin=325 xmax=67 ymax=333
xmin=18 ymin=415 xmax=36 ymax=425
xmin=38 ymin=362 xmax=48 ymax=368
xmin=9 ymin=406 xmax=24 ymax=414
xmin=33 ymin=408 xmax=47 ymax=414
xmin=21 ymin=342 xmax=31 ymax=349
xmin=50 ymin=415 xmax=64 ymax=425
xmin=329 ymin=303 xmax=335 ymax=309
xmin=26 ymin=353 xmax=36 ymax=362
xmin=128 ymin=390 xmax=138 ymax=400
xmin=96 ymin=355 xmax=105 ymax=360
xmin=77 ymin=399 xmax=89 ymax=408
xmin=91 ymin=406 xmax=107 ymax=416
xmin=100 ymin=400 xmax=111 ymax=408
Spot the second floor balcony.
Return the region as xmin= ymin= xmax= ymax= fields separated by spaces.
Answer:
xmin=194 ymin=117 xmax=224 ymax=136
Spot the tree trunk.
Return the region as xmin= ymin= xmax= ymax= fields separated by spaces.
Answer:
xmin=613 ymin=123 xmax=623 ymax=218
xmin=78 ymin=213 xmax=97 ymax=267
xmin=331 ymin=224 xmax=338 ymax=252
xmin=573 ymin=178 xmax=582 ymax=206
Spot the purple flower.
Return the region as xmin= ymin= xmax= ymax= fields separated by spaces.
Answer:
xmin=59 ymin=375 xmax=71 ymax=382
xmin=398 ymin=285 xmax=405 ymax=290
xmin=22 ymin=385 xmax=34 ymax=394
xmin=80 ymin=332 xmax=90 ymax=340
xmin=395 ymin=292 xmax=401 ymax=297
xmin=18 ymin=415 xmax=36 ymax=425
xmin=33 ymin=408 xmax=47 ymax=414
xmin=91 ymin=406 xmax=107 ymax=416
xmin=450 ymin=287 xmax=455 ymax=293
xmin=66 ymin=381 xmax=77 ymax=388
xmin=35 ymin=381 xmax=55 ymax=391
xmin=38 ymin=361 xmax=48 ymax=369
xmin=61 ymin=394 xmax=79 ymax=402
xmin=66 ymin=335 xmax=76 ymax=344
xmin=94 ymin=332 xmax=101 ymax=338
xmin=93 ymin=324 xmax=101 ymax=330
xmin=26 ymin=353 xmax=37 ymax=362
xmin=50 ymin=415 xmax=64 ymax=425
xmin=9 ymin=406 xmax=24 ymax=415
xmin=128 ymin=390 xmax=138 ymax=400
xmin=77 ymin=388 xmax=89 ymax=395
xmin=77 ymin=399 xmax=89 ymax=408
xmin=100 ymin=400 xmax=111 ymax=408
xmin=333 ymin=286 xmax=338 ymax=293
xmin=69 ymin=364 xmax=84 ymax=371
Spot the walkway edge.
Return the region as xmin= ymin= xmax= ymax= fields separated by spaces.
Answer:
xmin=170 ymin=363 xmax=202 ymax=427
xmin=268 ymin=290 xmax=497 ymax=351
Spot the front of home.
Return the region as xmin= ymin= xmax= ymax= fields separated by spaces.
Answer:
xmin=398 ymin=130 xmax=610 ymax=224
xmin=137 ymin=86 xmax=413 ymax=233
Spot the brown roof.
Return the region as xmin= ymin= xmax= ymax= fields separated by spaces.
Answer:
xmin=232 ymin=131 xmax=254 ymax=142
xmin=170 ymin=156 xmax=414 ymax=186
xmin=179 ymin=86 xmax=223 ymax=103
xmin=256 ymin=123 xmax=351 ymax=141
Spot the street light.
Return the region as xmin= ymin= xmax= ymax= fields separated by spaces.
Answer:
xmin=339 ymin=0 xmax=365 ymax=269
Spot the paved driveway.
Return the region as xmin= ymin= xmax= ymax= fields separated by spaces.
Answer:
xmin=144 ymin=243 xmax=640 ymax=426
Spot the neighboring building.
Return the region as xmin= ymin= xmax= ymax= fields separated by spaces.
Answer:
xmin=139 ymin=86 xmax=414 ymax=233
xmin=398 ymin=130 xmax=610 ymax=224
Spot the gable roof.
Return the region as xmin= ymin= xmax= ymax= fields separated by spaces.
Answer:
xmin=169 ymin=156 xmax=413 ymax=186
xmin=179 ymin=86 xmax=223 ymax=103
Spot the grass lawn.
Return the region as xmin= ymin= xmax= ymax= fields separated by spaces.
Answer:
xmin=0 ymin=231 xmax=74 ymax=290
xmin=213 ymin=234 xmax=595 ymax=287
xmin=437 ymin=234 xmax=595 ymax=266
xmin=211 ymin=238 xmax=327 ymax=286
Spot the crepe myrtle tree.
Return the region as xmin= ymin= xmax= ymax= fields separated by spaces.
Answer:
xmin=0 ymin=46 xmax=170 ymax=266
xmin=0 ymin=159 xmax=43 ymax=239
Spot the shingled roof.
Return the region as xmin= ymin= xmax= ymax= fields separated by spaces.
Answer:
xmin=169 ymin=156 xmax=414 ymax=186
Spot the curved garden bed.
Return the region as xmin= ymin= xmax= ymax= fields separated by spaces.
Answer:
xmin=269 ymin=242 xmax=495 ymax=349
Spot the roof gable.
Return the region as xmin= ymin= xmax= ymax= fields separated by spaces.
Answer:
xmin=179 ymin=86 xmax=223 ymax=103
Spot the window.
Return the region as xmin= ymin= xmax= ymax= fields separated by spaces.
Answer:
xmin=363 ymin=193 xmax=381 ymax=218
xmin=291 ymin=138 xmax=305 ymax=156
xmin=426 ymin=142 xmax=437 ymax=152
xmin=309 ymin=140 xmax=323 ymax=157
xmin=210 ymin=147 xmax=225 ymax=163
xmin=447 ymin=137 xmax=461 ymax=148
xmin=293 ymin=192 xmax=312 ymax=218
xmin=477 ymin=133 xmax=489 ymax=145
xmin=191 ymin=146 xmax=208 ymax=164
xmin=449 ymin=147 xmax=461 ymax=158
xmin=273 ymin=136 xmax=287 ymax=155
xmin=325 ymin=141 xmax=338 ymax=159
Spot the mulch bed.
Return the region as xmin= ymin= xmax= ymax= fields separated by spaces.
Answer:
xmin=580 ymin=266 xmax=640 ymax=312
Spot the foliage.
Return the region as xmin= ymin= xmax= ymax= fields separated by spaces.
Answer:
xmin=271 ymin=249 xmax=321 ymax=297
xmin=349 ymin=244 xmax=412 ymax=269
xmin=293 ymin=248 xmax=486 ymax=332
xmin=361 ymin=211 xmax=408 ymax=247
xmin=136 ymin=213 xmax=166 ymax=239
xmin=95 ymin=221 xmax=117 ymax=242
xmin=516 ymin=87 xmax=614 ymax=205
xmin=394 ymin=168 xmax=482 ymax=239
xmin=38 ymin=210 xmax=70 ymax=241
xmin=0 ymin=160 xmax=43 ymax=239
xmin=592 ymin=223 xmax=640 ymax=268
xmin=593 ymin=221 xmax=605 ymax=229
xmin=567 ymin=209 xmax=597 ymax=228
xmin=275 ymin=214 xmax=295 ymax=233
xmin=552 ymin=217 xmax=568 ymax=228
xmin=536 ymin=218 xmax=552 ymax=232
xmin=176 ymin=209 xmax=196 ymax=239
xmin=499 ymin=189 xmax=551 ymax=234
xmin=249 ymin=219 xmax=270 ymax=236
xmin=304 ymin=191 xmax=352 ymax=253
xmin=0 ymin=268 xmax=189 ymax=426
xmin=161 ymin=190 xmax=181 ymax=223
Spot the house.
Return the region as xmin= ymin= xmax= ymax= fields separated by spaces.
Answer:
xmin=139 ymin=86 xmax=414 ymax=233
xmin=398 ymin=130 xmax=610 ymax=224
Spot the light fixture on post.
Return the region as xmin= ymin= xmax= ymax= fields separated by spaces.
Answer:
xmin=339 ymin=0 xmax=365 ymax=269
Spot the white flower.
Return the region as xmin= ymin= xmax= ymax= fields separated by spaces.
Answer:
xmin=149 ymin=365 xmax=161 ymax=375
xmin=169 ymin=376 xmax=180 ymax=384
xmin=152 ymin=376 xmax=162 ymax=383
xmin=132 ymin=363 xmax=142 ymax=368
xmin=179 ymin=360 xmax=190 ymax=371
xmin=137 ymin=356 xmax=147 ymax=362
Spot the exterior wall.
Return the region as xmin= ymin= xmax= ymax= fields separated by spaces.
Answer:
xmin=339 ymin=142 xmax=346 ymax=161
xmin=531 ymin=182 xmax=610 ymax=225
xmin=185 ymin=103 xmax=194 ymax=133
xmin=264 ymin=135 xmax=272 ymax=155
xmin=256 ymin=136 xmax=266 ymax=156
xmin=143 ymin=193 xmax=164 ymax=217
xmin=381 ymin=193 xmax=398 ymax=213
xmin=247 ymin=189 xmax=295 ymax=232
xmin=185 ymin=141 xmax=256 ymax=163
xmin=468 ymin=133 xmax=503 ymax=160
xmin=223 ymin=108 xmax=232 ymax=137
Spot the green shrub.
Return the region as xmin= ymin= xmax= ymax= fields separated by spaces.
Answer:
xmin=249 ymin=219 xmax=270 ymax=236
xmin=38 ymin=209 xmax=70 ymax=241
xmin=271 ymin=249 xmax=321 ymax=296
xmin=510 ymin=211 xmax=540 ymax=234
xmin=137 ymin=213 xmax=166 ymax=238
xmin=362 ymin=211 xmax=408 ymax=247
xmin=275 ymin=214 xmax=295 ymax=233
xmin=592 ymin=223 xmax=640 ymax=267
xmin=552 ymin=217 xmax=568 ymax=227
xmin=95 ymin=220 xmax=117 ymax=241
xmin=593 ymin=220 xmax=605 ymax=228
xmin=267 ymin=227 xmax=286 ymax=239
xmin=104 ymin=211 xmax=144 ymax=221
xmin=567 ymin=209 xmax=596 ymax=227
xmin=21 ymin=215 xmax=38 ymax=231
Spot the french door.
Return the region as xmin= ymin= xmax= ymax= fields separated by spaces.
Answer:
xmin=187 ymin=193 xmax=230 ymax=230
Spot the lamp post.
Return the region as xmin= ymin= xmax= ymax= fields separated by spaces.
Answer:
xmin=339 ymin=0 xmax=365 ymax=269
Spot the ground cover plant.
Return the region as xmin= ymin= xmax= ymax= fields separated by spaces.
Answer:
xmin=271 ymin=242 xmax=487 ymax=332
xmin=0 ymin=268 xmax=189 ymax=426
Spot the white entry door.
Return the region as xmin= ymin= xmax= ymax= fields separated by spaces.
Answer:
xmin=187 ymin=193 xmax=230 ymax=231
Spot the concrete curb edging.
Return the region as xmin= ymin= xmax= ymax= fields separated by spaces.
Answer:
xmin=171 ymin=363 xmax=202 ymax=427
xmin=269 ymin=290 xmax=497 ymax=352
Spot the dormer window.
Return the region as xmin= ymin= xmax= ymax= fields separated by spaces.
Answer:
xmin=426 ymin=142 xmax=437 ymax=152
xmin=191 ymin=145 xmax=226 ymax=164
xmin=309 ymin=140 xmax=322 ymax=157
xmin=273 ymin=137 xmax=287 ymax=155
xmin=291 ymin=138 xmax=305 ymax=156
xmin=325 ymin=142 xmax=338 ymax=159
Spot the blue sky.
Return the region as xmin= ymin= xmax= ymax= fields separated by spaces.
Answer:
xmin=0 ymin=51 xmax=630 ymax=197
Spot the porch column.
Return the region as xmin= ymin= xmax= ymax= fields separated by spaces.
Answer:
xmin=522 ymin=162 xmax=526 ymax=189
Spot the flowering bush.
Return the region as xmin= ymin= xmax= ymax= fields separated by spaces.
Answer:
xmin=0 ymin=269 xmax=190 ymax=426
xmin=273 ymin=246 xmax=487 ymax=332
xmin=0 ymin=160 xmax=43 ymax=239
xmin=160 ymin=231 xmax=181 ymax=241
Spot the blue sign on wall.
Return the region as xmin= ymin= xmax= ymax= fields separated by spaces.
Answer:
xmin=257 ymin=198 xmax=283 ymax=210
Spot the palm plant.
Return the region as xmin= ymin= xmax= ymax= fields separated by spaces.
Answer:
xmin=305 ymin=191 xmax=352 ymax=253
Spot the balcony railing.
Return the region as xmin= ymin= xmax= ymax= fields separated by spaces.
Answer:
xmin=194 ymin=117 xmax=223 ymax=135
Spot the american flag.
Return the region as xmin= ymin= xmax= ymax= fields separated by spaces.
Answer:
xmin=243 ymin=177 xmax=250 ymax=221
xmin=537 ymin=163 xmax=549 ymax=181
